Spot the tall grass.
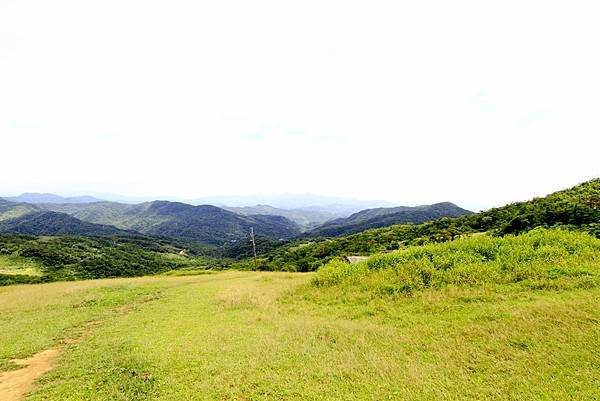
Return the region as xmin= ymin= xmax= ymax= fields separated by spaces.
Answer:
xmin=313 ymin=228 xmax=600 ymax=294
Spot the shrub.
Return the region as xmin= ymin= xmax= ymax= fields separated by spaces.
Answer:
xmin=312 ymin=228 xmax=600 ymax=295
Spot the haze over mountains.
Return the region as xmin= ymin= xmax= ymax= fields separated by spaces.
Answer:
xmin=4 ymin=193 xmax=103 ymax=204
xmin=0 ymin=192 xmax=473 ymax=246
xmin=11 ymin=192 xmax=397 ymax=216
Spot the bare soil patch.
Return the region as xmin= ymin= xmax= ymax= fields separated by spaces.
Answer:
xmin=0 ymin=348 xmax=61 ymax=401
xmin=0 ymin=301 xmax=140 ymax=401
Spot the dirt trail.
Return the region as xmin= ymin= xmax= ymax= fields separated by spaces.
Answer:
xmin=0 ymin=301 xmax=139 ymax=401
xmin=0 ymin=348 xmax=61 ymax=401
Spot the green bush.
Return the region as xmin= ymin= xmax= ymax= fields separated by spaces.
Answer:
xmin=312 ymin=228 xmax=600 ymax=295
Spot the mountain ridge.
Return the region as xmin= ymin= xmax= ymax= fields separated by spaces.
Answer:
xmin=0 ymin=211 xmax=134 ymax=236
xmin=307 ymin=202 xmax=473 ymax=237
xmin=1 ymin=199 xmax=301 ymax=245
xmin=3 ymin=193 xmax=103 ymax=204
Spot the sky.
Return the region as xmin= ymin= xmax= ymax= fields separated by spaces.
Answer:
xmin=1 ymin=0 xmax=598 ymax=210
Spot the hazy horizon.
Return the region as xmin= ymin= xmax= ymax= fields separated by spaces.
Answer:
xmin=1 ymin=175 xmax=596 ymax=212
xmin=1 ymin=1 xmax=598 ymax=211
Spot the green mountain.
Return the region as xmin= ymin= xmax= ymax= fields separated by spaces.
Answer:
xmin=245 ymin=179 xmax=600 ymax=271
xmin=0 ymin=198 xmax=301 ymax=245
xmin=307 ymin=202 xmax=473 ymax=237
xmin=0 ymin=211 xmax=133 ymax=237
xmin=125 ymin=201 xmax=300 ymax=245
xmin=0 ymin=199 xmax=39 ymax=222
xmin=39 ymin=200 xmax=300 ymax=245
xmin=223 ymin=204 xmax=339 ymax=231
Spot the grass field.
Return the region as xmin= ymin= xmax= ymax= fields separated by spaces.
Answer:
xmin=0 ymin=255 xmax=43 ymax=277
xmin=1 ymin=265 xmax=599 ymax=400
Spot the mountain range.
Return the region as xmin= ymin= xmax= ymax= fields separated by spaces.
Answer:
xmin=0 ymin=194 xmax=473 ymax=246
xmin=5 ymin=192 xmax=397 ymax=216
xmin=4 ymin=193 xmax=102 ymax=204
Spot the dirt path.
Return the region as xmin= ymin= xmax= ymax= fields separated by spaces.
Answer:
xmin=0 ymin=301 xmax=139 ymax=401
xmin=0 ymin=348 xmax=61 ymax=401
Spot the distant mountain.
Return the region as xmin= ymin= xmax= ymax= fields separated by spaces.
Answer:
xmin=189 ymin=194 xmax=395 ymax=215
xmin=0 ymin=211 xmax=132 ymax=236
xmin=223 ymin=205 xmax=339 ymax=231
xmin=38 ymin=200 xmax=301 ymax=245
xmin=0 ymin=199 xmax=39 ymax=222
xmin=307 ymin=202 xmax=473 ymax=237
xmin=39 ymin=201 xmax=134 ymax=226
xmin=118 ymin=201 xmax=300 ymax=245
xmin=3 ymin=193 xmax=103 ymax=204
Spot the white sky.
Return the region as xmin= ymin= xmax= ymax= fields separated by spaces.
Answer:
xmin=1 ymin=0 xmax=598 ymax=210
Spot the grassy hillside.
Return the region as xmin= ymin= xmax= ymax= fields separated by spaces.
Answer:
xmin=248 ymin=179 xmax=600 ymax=271
xmin=1 ymin=267 xmax=598 ymax=400
xmin=313 ymin=228 xmax=600 ymax=294
xmin=307 ymin=201 xmax=473 ymax=237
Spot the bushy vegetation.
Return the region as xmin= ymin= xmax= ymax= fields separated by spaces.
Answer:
xmin=313 ymin=228 xmax=600 ymax=295
xmin=0 ymin=235 xmax=214 ymax=284
xmin=247 ymin=179 xmax=600 ymax=271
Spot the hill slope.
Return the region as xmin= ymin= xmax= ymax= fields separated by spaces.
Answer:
xmin=224 ymin=204 xmax=339 ymax=231
xmin=125 ymin=201 xmax=300 ymax=245
xmin=308 ymin=202 xmax=473 ymax=237
xmin=246 ymin=178 xmax=600 ymax=271
xmin=16 ymin=200 xmax=301 ymax=245
xmin=0 ymin=199 xmax=39 ymax=222
xmin=0 ymin=211 xmax=134 ymax=237
xmin=0 ymin=234 xmax=211 ymax=284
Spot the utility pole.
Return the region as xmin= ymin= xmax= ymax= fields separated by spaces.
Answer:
xmin=250 ymin=227 xmax=257 ymax=268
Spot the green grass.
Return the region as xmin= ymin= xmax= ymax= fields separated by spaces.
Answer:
xmin=0 ymin=275 xmax=596 ymax=399
xmin=160 ymin=268 xmax=216 ymax=276
xmin=0 ymin=254 xmax=43 ymax=276
xmin=1 ymin=228 xmax=599 ymax=400
xmin=0 ymin=277 xmax=181 ymax=372
xmin=313 ymin=228 xmax=600 ymax=294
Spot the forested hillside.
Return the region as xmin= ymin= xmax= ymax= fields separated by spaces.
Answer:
xmin=117 ymin=201 xmax=301 ymax=244
xmin=2 ymin=200 xmax=301 ymax=245
xmin=245 ymin=179 xmax=600 ymax=271
xmin=0 ymin=234 xmax=214 ymax=285
xmin=0 ymin=199 xmax=39 ymax=222
xmin=307 ymin=202 xmax=472 ymax=237
xmin=0 ymin=211 xmax=134 ymax=237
